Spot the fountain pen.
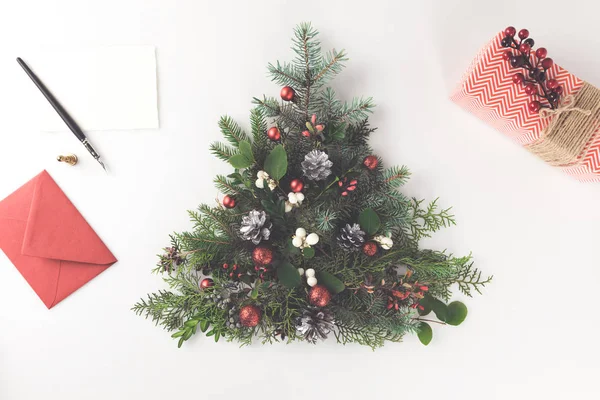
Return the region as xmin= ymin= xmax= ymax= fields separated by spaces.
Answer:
xmin=16 ymin=57 xmax=107 ymax=171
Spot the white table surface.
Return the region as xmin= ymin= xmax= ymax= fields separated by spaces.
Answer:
xmin=2 ymin=1 xmax=600 ymax=399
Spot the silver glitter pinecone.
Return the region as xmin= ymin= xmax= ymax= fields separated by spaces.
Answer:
xmin=239 ymin=210 xmax=272 ymax=245
xmin=337 ymin=223 xmax=366 ymax=251
xmin=296 ymin=308 xmax=335 ymax=343
xmin=301 ymin=150 xmax=333 ymax=181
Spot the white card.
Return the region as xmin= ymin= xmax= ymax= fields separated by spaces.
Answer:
xmin=23 ymin=46 xmax=159 ymax=132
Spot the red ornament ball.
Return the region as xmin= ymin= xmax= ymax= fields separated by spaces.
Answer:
xmin=504 ymin=26 xmax=516 ymax=37
xmin=280 ymin=86 xmax=295 ymax=102
xmin=267 ymin=126 xmax=281 ymax=141
xmin=363 ymin=155 xmax=379 ymax=170
xmin=524 ymin=83 xmax=537 ymax=96
xmin=239 ymin=305 xmax=261 ymax=327
xmin=512 ymin=73 xmax=525 ymax=84
xmin=535 ymin=47 xmax=547 ymax=59
xmin=252 ymin=246 xmax=273 ymax=266
xmin=222 ymin=195 xmax=236 ymax=209
xmin=290 ymin=178 xmax=304 ymax=193
xmin=502 ymin=51 xmax=512 ymax=61
xmin=547 ymin=79 xmax=559 ymax=90
xmin=200 ymin=278 xmax=214 ymax=290
xmin=519 ymin=43 xmax=531 ymax=53
xmin=518 ymin=29 xmax=529 ymax=39
xmin=528 ymin=100 xmax=541 ymax=113
xmin=362 ymin=241 xmax=378 ymax=257
xmin=308 ymin=285 xmax=332 ymax=307
xmin=541 ymin=58 xmax=554 ymax=70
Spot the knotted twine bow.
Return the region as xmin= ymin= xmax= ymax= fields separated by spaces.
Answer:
xmin=526 ymin=82 xmax=600 ymax=166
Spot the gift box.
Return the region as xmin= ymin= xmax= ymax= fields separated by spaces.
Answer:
xmin=451 ymin=31 xmax=600 ymax=182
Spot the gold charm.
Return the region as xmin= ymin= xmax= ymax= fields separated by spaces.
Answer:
xmin=57 ymin=154 xmax=78 ymax=166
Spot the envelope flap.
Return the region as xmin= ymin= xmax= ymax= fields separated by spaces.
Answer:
xmin=21 ymin=171 xmax=117 ymax=265
xmin=0 ymin=174 xmax=37 ymax=221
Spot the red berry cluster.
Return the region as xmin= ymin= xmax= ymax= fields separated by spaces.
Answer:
xmin=338 ymin=177 xmax=357 ymax=196
xmin=501 ymin=26 xmax=562 ymax=113
xmin=223 ymin=263 xmax=244 ymax=280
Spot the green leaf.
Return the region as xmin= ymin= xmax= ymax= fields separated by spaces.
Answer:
xmin=171 ymin=330 xmax=185 ymax=338
xmin=431 ymin=298 xmax=448 ymax=322
xmin=286 ymin=239 xmax=301 ymax=255
xmin=418 ymin=295 xmax=433 ymax=316
xmin=206 ymin=329 xmax=215 ymax=337
xmin=200 ymin=320 xmax=210 ymax=332
xmin=277 ymin=262 xmax=301 ymax=288
xmin=316 ymin=271 xmax=345 ymax=294
xmin=417 ymin=322 xmax=433 ymax=346
xmin=184 ymin=319 xmax=198 ymax=328
xmin=446 ymin=301 xmax=468 ymax=326
xmin=183 ymin=329 xmax=193 ymax=340
xmin=303 ymin=247 xmax=315 ymax=259
xmin=214 ymin=332 xmax=221 ymax=342
xmin=358 ymin=208 xmax=381 ymax=235
xmin=264 ymin=145 xmax=288 ymax=181
xmin=177 ymin=337 xmax=185 ymax=348
xmin=238 ymin=140 xmax=254 ymax=162
xmin=250 ymin=285 xmax=259 ymax=299
xmin=229 ymin=154 xmax=252 ymax=169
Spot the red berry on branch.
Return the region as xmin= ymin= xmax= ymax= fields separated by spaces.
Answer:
xmin=289 ymin=178 xmax=304 ymax=193
xmin=547 ymin=79 xmax=559 ymax=90
xmin=280 ymin=86 xmax=295 ymax=101
xmin=518 ymin=29 xmax=529 ymax=39
xmin=200 ymin=278 xmax=214 ymax=290
xmin=512 ymin=73 xmax=525 ymax=84
xmin=239 ymin=305 xmax=261 ymax=327
xmin=504 ymin=26 xmax=516 ymax=37
xmin=519 ymin=43 xmax=531 ymax=53
xmin=301 ymin=130 xmax=311 ymax=137
xmin=535 ymin=47 xmax=547 ymax=59
xmin=267 ymin=126 xmax=281 ymax=141
xmin=528 ymin=101 xmax=541 ymax=113
xmin=524 ymin=84 xmax=537 ymax=96
xmin=308 ymin=285 xmax=332 ymax=307
xmin=555 ymin=85 xmax=564 ymax=94
xmin=502 ymin=51 xmax=512 ymax=61
xmin=541 ymin=58 xmax=554 ymax=70
xmin=222 ymin=195 xmax=236 ymax=209
xmin=223 ymin=263 xmax=229 ymax=269
xmin=363 ymin=155 xmax=379 ymax=170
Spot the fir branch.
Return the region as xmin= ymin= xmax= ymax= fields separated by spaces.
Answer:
xmin=313 ymin=49 xmax=348 ymax=85
xmin=209 ymin=141 xmax=236 ymax=162
xmin=252 ymin=96 xmax=281 ymax=117
xmin=408 ymin=198 xmax=455 ymax=242
xmin=454 ymin=261 xmax=493 ymax=297
xmin=267 ymin=61 xmax=304 ymax=87
xmin=219 ymin=115 xmax=249 ymax=146
xmin=339 ymin=97 xmax=375 ymax=123
xmin=384 ymin=166 xmax=411 ymax=188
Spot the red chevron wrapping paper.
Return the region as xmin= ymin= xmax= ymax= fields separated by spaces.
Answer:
xmin=451 ymin=32 xmax=600 ymax=182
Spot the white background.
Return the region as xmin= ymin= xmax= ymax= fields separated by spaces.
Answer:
xmin=1 ymin=1 xmax=599 ymax=399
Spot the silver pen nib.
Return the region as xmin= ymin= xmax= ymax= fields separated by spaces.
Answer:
xmin=97 ymin=158 xmax=107 ymax=172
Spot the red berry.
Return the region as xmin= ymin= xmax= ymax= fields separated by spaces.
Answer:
xmin=541 ymin=58 xmax=554 ymax=70
xmin=222 ymin=195 xmax=236 ymax=209
xmin=555 ymin=85 xmax=564 ymax=94
xmin=519 ymin=43 xmax=530 ymax=53
xmin=547 ymin=79 xmax=559 ymax=90
xmin=528 ymin=100 xmax=541 ymax=113
xmin=280 ymin=86 xmax=295 ymax=101
xmin=502 ymin=51 xmax=512 ymax=61
xmin=504 ymin=26 xmax=516 ymax=37
xmin=267 ymin=126 xmax=281 ymax=141
xmin=518 ymin=29 xmax=529 ymax=39
xmin=302 ymin=130 xmax=311 ymax=137
xmin=223 ymin=263 xmax=229 ymax=269
xmin=512 ymin=73 xmax=525 ymax=84
xmin=524 ymin=84 xmax=537 ymax=96
xmin=289 ymin=178 xmax=304 ymax=193
xmin=535 ymin=47 xmax=547 ymax=59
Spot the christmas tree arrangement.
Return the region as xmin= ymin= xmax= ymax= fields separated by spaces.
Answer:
xmin=134 ymin=23 xmax=491 ymax=348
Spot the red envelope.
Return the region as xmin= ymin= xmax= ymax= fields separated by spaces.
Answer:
xmin=0 ymin=170 xmax=116 ymax=308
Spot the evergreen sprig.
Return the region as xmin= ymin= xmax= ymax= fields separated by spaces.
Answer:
xmin=134 ymin=23 xmax=490 ymax=349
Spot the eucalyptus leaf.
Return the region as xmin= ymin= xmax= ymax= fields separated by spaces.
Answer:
xmin=431 ymin=298 xmax=448 ymax=322
xmin=277 ymin=262 xmax=301 ymax=288
xmin=417 ymin=322 xmax=433 ymax=346
xmin=316 ymin=271 xmax=345 ymax=294
xmin=303 ymin=247 xmax=315 ymax=259
xmin=418 ymin=295 xmax=433 ymax=316
xmin=358 ymin=208 xmax=381 ymax=235
xmin=264 ymin=145 xmax=288 ymax=181
xmin=238 ymin=140 xmax=254 ymax=162
xmin=446 ymin=301 xmax=468 ymax=326
xmin=229 ymin=154 xmax=252 ymax=169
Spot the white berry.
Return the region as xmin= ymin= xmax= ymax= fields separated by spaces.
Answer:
xmin=292 ymin=236 xmax=304 ymax=248
xmin=257 ymin=170 xmax=269 ymax=180
xmin=295 ymin=192 xmax=305 ymax=202
xmin=285 ymin=202 xmax=293 ymax=212
xmin=305 ymin=233 xmax=319 ymax=246
xmin=307 ymin=277 xmax=318 ymax=287
xmin=297 ymin=268 xmax=305 ymax=276
xmin=288 ymin=192 xmax=298 ymax=204
xmin=255 ymin=179 xmax=264 ymax=189
xmin=305 ymin=268 xmax=315 ymax=278
xmin=295 ymin=228 xmax=307 ymax=238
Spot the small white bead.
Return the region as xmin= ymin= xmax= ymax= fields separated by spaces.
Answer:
xmin=292 ymin=236 xmax=304 ymax=248
xmin=305 ymin=233 xmax=319 ymax=246
xmin=297 ymin=268 xmax=305 ymax=276
xmin=305 ymin=268 xmax=315 ymax=278
xmin=307 ymin=277 xmax=318 ymax=287
xmin=295 ymin=228 xmax=307 ymax=238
